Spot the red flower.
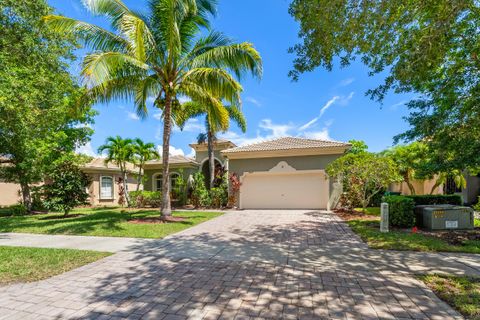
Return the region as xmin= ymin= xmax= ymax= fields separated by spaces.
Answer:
xmin=412 ymin=226 xmax=418 ymax=233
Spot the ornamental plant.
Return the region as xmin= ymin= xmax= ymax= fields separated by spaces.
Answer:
xmin=327 ymin=152 xmax=401 ymax=212
xmin=41 ymin=158 xmax=91 ymax=217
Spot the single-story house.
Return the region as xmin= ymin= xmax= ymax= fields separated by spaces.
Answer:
xmin=82 ymin=158 xmax=137 ymax=206
xmin=141 ymin=137 xmax=351 ymax=210
xmin=0 ymin=158 xmax=137 ymax=207
xmin=390 ymin=174 xmax=480 ymax=205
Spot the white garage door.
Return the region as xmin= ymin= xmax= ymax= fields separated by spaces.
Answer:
xmin=240 ymin=171 xmax=329 ymax=209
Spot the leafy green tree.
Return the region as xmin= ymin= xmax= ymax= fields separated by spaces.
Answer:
xmin=41 ymin=157 xmax=91 ymax=217
xmin=177 ymin=102 xmax=247 ymax=189
xmin=289 ymin=0 xmax=479 ymax=170
xmin=98 ymin=136 xmax=134 ymax=206
xmin=326 ymin=153 xmax=401 ymax=211
xmin=382 ymin=142 xmax=428 ymax=195
xmin=44 ymin=0 xmax=262 ymax=217
xmin=0 ymin=0 xmax=94 ymax=210
xmin=346 ymin=140 xmax=368 ymax=155
xmin=132 ymin=138 xmax=159 ymax=191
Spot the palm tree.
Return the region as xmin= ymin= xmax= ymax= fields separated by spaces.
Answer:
xmin=44 ymin=0 xmax=262 ymax=217
xmin=98 ymin=136 xmax=134 ymax=206
xmin=132 ymin=138 xmax=159 ymax=191
xmin=177 ymin=102 xmax=246 ymax=188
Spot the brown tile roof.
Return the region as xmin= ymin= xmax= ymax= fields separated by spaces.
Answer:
xmin=221 ymin=137 xmax=351 ymax=154
xmin=82 ymin=158 xmax=137 ymax=172
xmin=145 ymin=155 xmax=198 ymax=166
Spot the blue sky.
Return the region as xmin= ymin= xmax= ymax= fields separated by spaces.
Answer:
xmin=48 ymin=0 xmax=413 ymax=157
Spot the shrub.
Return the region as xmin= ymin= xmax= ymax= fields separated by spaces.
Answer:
xmin=406 ymin=194 xmax=462 ymax=206
xmin=41 ymin=159 xmax=91 ymax=216
xmin=383 ymin=195 xmax=415 ymax=228
xmin=474 ymin=197 xmax=480 ymax=212
xmin=210 ymin=173 xmax=228 ymax=208
xmin=129 ymin=191 xmax=162 ymax=208
xmin=10 ymin=204 xmax=28 ymax=216
xmin=191 ymin=172 xmax=211 ymax=207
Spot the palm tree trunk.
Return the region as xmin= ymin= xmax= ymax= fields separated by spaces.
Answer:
xmin=136 ymin=166 xmax=142 ymax=191
xmin=123 ymin=171 xmax=130 ymax=206
xmin=207 ymin=130 xmax=215 ymax=189
xmin=160 ymin=94 xmax=173 ymax=217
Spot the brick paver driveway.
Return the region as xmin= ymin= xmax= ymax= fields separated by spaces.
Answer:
xmin=0 ymin=211 xmax=464 ymax=319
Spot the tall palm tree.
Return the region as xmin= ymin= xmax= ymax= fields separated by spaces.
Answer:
xmin=98 ymin=136 xmax=134 ymax=206
xmin=44 ymin=0 xmax=262 ymax=217
xmin=132 ymin=138 xmax=159 ymax=191
xmin=177 ymin=102 xmax=246 ymax=188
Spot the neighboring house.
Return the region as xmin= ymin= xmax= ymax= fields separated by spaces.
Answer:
xmin=0 ymin=158 xmax=137 ymax=207
xmin=390 ymin=174 xmax=480 ymax=205
xmin=0 ymin=181 xmax=21 ymax=206
xmin=82 ymin=158 xmax=137 ymax=206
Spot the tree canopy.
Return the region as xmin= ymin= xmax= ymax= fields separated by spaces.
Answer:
xmin=45 ymin=0 xmax=262 ymax=216
xmin=0 ymin=0 xmax=95 ymax=209
xmin=289 ymin=0 xmax=480 ymax=171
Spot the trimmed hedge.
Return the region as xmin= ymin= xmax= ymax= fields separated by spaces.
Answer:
xmin=129 ymin=191 xmax=162 ymax=208
xmin=406 ymin=194 xmax=462 ymax=206
xmin=383 ymin=195 xmax=415 ymax=228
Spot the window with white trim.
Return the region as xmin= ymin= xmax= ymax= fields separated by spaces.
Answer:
xmin=154 ymin=174 xmax=162 ymax=191
xmin=100 ymin=176 xmax=114 ymax=199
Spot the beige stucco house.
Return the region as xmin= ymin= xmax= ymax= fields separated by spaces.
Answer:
xmin=142 ymin=137 xmax=351 ymax=210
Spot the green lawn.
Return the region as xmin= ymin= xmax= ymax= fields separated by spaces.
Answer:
xmin=419 ymin=274 xmax=480 ymax=320
xmin=354 ymin=207 xmax=381 ymax=216
xmin=0 ymin=246 xmax=110 ymax=285
xmin=0 ymin=208 xmax=223 ymax=238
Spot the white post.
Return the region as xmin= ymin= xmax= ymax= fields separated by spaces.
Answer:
xmin=380 ymin=202 xmax=389 ymax=233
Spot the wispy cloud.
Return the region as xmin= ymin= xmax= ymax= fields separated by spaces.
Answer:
xmin=338 ymin=77 xmax=355 ymax=87
xmin=127 ymin=111 xmax=140 ymax=121
xmin=298 ymin=96 xmax=339 ymax=131
xmin=245 ymin=96 xmax=262 ymax=107
xmin=389 ymin=100 xmax=407 ymax=111
xmin=219 ymin=119 xmax=295 ymax=146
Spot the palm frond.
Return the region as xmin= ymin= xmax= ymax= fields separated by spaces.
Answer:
xmin=182 ymin=67 xmax=242 ymax=104
xmin=190 ymin=40 xmax=263 ymax=79
xmin=82 ymin=0 xmax=132 ymax=29
xmin=119 ymin=13 xmax=156 ymax=61
xmin=82 ymin=52 xmax=149 ymax=87
xmin=43 ymin=15 xmax=128 ymax=52
xmin=226 ymin=105 xmax=247 ymax=132
xmin=134 ymin=75 xmax=161 ymax=119
xmin=175 ymin=101 xmax=206 ymax=128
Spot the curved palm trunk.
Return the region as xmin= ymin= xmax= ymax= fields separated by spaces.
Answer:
xmin=122 ymin=168 xmax=130 ymax=207
xmin=207 ymin=130 xmax=215 ymax=189
xmin=136 ymin=165 xmax=142 ymax=191
xmin=161 ymin=94 xmax=173 ymax=217
xmin=404 ymin=172 xmax=416 ymax=195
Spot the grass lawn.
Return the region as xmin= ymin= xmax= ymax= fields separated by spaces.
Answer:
xmin=0 ymin=246 xmax=110 ymax=285
xmin=343 ymin=207 xmax=480 ymax=254
xmin=0 ymin=207 xmax=223 ymax=238
xmin=354 ymin=207 xmax=381 ymax=216
xmin=419 ymin=274 xmax=480 ymax=320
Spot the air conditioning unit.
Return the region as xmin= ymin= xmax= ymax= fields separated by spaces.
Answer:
xmin=415 ymin=205 xmax=474 ymax=231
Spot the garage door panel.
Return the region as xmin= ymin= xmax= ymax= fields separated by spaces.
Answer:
xmin=240 ymin=172 xmax=328 ymax=209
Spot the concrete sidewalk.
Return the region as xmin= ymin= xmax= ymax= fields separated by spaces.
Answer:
xmin=0 ymin=232 xmax=157 ymax=252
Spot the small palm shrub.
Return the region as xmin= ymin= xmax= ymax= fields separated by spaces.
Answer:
xmin=191 ymin=172 xmax=211 ymax=207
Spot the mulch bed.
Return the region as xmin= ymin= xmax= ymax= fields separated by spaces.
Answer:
xmin=128 ymin=216 xmax=187 ymax=224
xmin=418 ymin=229 xmax=480 ymax=246
xmin=334 ymin=209 xmax=379 ymax=221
